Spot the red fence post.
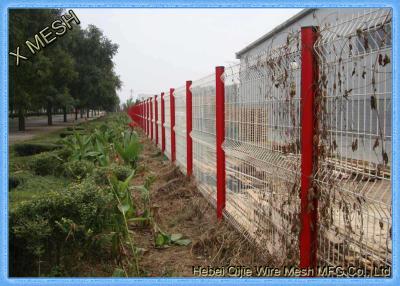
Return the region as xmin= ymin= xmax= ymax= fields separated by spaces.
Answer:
xmin=147 ymin=99 xmax=150 ymax=137
xmin=186 ymin=80 xmax=193 ymax=177
xmin=148 ymin=99 xmax=151 ymax=137
xmin=216 ymin=66 xmax=225 ymax=220
xmin=161 ymin=92 xmax=166 ymax=153
xmin=142 ymin=101 xmax=145 ymax=130
xmin=144 ymin=100 xmax=147 ymax=134
xmin=144 ymin=100 xmax=146 ymax=134
xmin=141 ymin=102 xmax=143 ymax=130
xmin=143 ymin=101 xmax=145 ymax=132
xmin=170 ymin=88 xmax=176 ymax=162
xmin=150 ymin=98 xmax=153 ymax=141
xmin=300 ymin=26 xmax=318 ymax=273
xmin=155 ymin=95 xmax=158 ymax=146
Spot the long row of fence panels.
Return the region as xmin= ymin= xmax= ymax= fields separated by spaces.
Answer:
xmin=127 ymin=8 xmax=392 ymax=276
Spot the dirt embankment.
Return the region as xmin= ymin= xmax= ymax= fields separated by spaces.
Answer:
xmin=130 ymin=129 xmax=271 ymax=277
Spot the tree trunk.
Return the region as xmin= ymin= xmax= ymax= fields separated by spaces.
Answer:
xmin=63 ymin=107 xmax=67 ymax=122
xmin=87 ymin=109 xmax=90 ymax=118
xmin=18 ymin=108 xmax=25 ymax=131
xmin=47 ymin=102 xmax=52 ymax=126
xmin=75 ymin=108 xmax=78 ymax=120
xmin=80 ymin=109 xmax=83 ymax=118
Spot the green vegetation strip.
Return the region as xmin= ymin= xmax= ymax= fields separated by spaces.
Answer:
xmin=9 ymin=113 xmax=190 ymax=277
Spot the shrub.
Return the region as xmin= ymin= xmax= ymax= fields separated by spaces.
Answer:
xmin=9 ymin=178 xmax=114 ymax=277
xmin=59 ymin=131 xmax=86 ymax=138
xmin=9 ymin=176 xmax=19 ymax=190
xmin=92 ymin=164 xmax=132 ymax=185
xmin=59 ymin=131 xmax=74 ymax=138
xmin=66 ymin=126 xmax=85 ymax=131
xmin=63 ymin=160 xmax=94 ymax=180
xmin=9 ymin=175 xmax=70 ymax=213
xmin=13 ymin=143 xmax=61 ymax=156
xmin=28 ymin=151 xmax=63 ymax=176
xmin=8 ymin=171 xmax=35 ymax=190
xmin=56 ymin=147 xmax=72 ymax=160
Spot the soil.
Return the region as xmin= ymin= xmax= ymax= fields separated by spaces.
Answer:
xmin=127 ymin=128 xmax=272 ymax=277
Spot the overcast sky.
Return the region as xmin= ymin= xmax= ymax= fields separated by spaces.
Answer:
xmin=73 ymin=8 xmax=301 ymax=104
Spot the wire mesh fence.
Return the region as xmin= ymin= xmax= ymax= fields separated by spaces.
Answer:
xmin=174 ymin=86 xmax=187 ymax=174
xmin=314 ymin=9 xmax=392 ymax=274
xmin=191 ymin=73 xmax=217 ymax=206
xmin=223 ymin=33 xmax=303 ymax=264
xmin=127 ymin=8 xmax=392 ymax=276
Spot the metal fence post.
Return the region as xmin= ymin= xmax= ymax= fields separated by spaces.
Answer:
xmin=143 ymin=101 xmax=145 ymax=131
xmin=170 ymin=88 xmax=176 ymax=162
xmin=150 ymin=98 xmax=153 ymax=141
xmin=147 ymin=99 xmax=150 ymax=137
xmin=144 ymin=100 xmax=147 ymax=135
xmin=144 ymin=99 xmax=149 ymax=136
xmin=300 ymin=26 xmax=318 ymax=273
xmin=155 ymin=95 xmax=158 ymax=145
xmin=186 ymin=80 xmax=193 ymax=177
xmin=141 ymin=102 xmax=143 ymax=130
xmin=161 ymin=92 xmax=166 ymax=153
xmin=216 ymin=66 xmax=226 ymax=220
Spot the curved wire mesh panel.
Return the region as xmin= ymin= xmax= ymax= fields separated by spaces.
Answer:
xmin=191 ymin=73 xmax=217 ymax=205
xmin=174 ymin=86 xmax=187 ymax=174
xmin=223 ymin=32 xmax=302 ymax=264
xmin=314 ymin=8 xmax=392 ymax=274
xmin=164 ymin=93 xmax=171 ymax=159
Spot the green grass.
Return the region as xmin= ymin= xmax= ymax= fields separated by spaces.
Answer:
xmin=8 ymin=114 xmax=113 ymax=210
xmin=9 ymin=173 xmax=69 ymax=211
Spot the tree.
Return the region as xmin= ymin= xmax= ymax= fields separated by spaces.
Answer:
xmin=70 ymin=25 xmax=120 ymax=114
xmin=9 ymin=10 xmax=121 ymax=130
xmin=9 ymin=9 xmax=61 ymax=130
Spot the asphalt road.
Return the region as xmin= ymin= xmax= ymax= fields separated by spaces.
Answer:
xmin=8 ymin=113 xmax=104 ymax=144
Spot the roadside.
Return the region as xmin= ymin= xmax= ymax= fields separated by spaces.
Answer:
xmin=9 ymin=113 xmax=272 ymax=277
xmin=8 ymin=112 xmax=105 ymax=145
xmin=127 ymin=128 xmax=271 ymax=277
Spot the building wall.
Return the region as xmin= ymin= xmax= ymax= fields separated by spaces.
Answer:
xmin=234 ymin=8 xmax=392 ymax=166
xmin=237 ymin=8 xmax=390 ymax=60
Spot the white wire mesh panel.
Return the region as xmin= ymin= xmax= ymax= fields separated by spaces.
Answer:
xmin=157 ymin=96 xmax=162 ymax=148
xmin=174 ymin=86 xmax=187 ymax=174
xmin=314 ymin=9 xmax=392 ymax=274
xmin=223 ymin=33 xmax=302 ymax=264
xmin=164 ymin=93 xmax=171 ymax=159
xmin=191 ymin=73 xmax=217 ymax=205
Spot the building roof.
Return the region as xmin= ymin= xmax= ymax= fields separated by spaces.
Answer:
xmin=235 ymin=8 xmax=315 ymax=58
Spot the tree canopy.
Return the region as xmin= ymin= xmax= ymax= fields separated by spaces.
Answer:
xmin=9 ymin=9 xmax=121 ymax=130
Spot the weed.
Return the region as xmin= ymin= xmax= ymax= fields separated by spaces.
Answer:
xmin=115 ymin=132 xmax=142 ymax=168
